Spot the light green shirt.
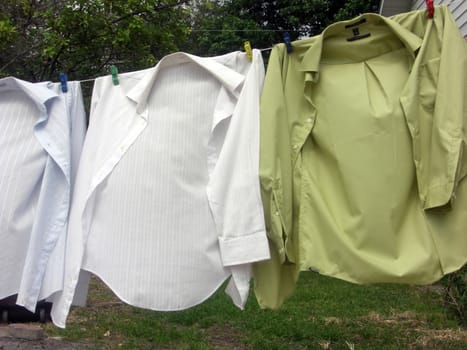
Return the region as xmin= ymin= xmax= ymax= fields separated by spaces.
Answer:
xmin=254 ymin=6 xmax=467 ymax=309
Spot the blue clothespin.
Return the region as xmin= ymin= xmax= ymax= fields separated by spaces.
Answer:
xmin=283 ymin=32 xmax=293 ymax=53
xmin=110 ymin=65 xmax=119 ymax=86
xmin=59 ymin=72 xmax=68 ymax=93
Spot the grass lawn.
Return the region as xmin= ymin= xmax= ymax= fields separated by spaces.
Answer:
xmin=45 ymin=271 xmax=466 ymax=349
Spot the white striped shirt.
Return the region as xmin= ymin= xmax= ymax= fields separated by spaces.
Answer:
xmin=51 ymin=50 xmax=269 ymax=327
xmin=0 ymin=78 xmax=87 ymax=310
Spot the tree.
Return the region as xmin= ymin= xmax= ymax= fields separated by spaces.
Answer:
xmin=0 ymin=0 xmax=191 ymax=81
xmin=186 ymin=0 xmax=380 ymax=55
xmin=185 ymin=1 xmax=275 ymax=56
xmin=0 ymin=0 xmax=381 ymax=81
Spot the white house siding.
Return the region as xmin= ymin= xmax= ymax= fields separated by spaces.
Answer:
xmin=411 ymin=0 xmax=467 ymax=36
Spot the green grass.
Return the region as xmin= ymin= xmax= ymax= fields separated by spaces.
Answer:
xmin=45 ymin=272 xmax=466 ymax=349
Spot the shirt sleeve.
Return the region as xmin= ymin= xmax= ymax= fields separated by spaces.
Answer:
xmin=206 ymin=50 xmax=270 ymax=308
xmin=405 ymin=6 xmax=467 ymax=209
xmin=258 ymin=45 xmax=294 ymax=263
xmin=253 ymin=44 xmax=299 ymax=309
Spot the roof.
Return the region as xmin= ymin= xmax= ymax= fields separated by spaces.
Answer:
xmin=379 ymin=0 xmax=412 ymax=16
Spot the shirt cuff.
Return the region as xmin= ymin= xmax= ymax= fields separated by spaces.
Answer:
xmin=218 ymin=231 xmax=270 ymax=267
xmin=423 ymin=182 xmax=455 ymax=210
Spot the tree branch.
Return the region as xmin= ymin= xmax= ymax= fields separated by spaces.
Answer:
xmin=112 ymin=0 xmax=190 ymax=24
xmin=44 ymin=45 xmax=66 ymax=81
xmin=0 ymin=46 xmax=39 ymax=73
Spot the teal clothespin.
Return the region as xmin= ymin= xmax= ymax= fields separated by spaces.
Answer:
xmin=59 ymin=72 xmax=68 ymax=93
xmin=110 ymin=65 xmax=119 ymax=86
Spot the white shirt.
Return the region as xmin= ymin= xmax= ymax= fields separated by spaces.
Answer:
xmin=51 ymin=50 xmax=270 ymax=327
xmin=0 ymin=78 xmax=87 ymax=311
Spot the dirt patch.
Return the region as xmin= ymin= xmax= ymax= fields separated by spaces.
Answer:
xmin=204 ymin=325 xmax=246 ymax=349
xmin=413 ymin=328 xmax=467 ymax=347
xmin=361 ymin=310 xmax=424 ymax=326
xmin=360 ymin=311 xmax=467 ymax=348
xmin=323 ymin=316 xmax=343 ymax=325
xmin=0 ymin=336 xmax=86 ymax=350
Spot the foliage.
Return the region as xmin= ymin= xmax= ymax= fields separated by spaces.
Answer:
xmin=441 ymin=266 xmax=466 ymax=327
xmin=186 ymin=0 xmax=380 ymax=56
xmin=0 ymin=0 xmax=382 ymax=79
xmin=0 ymin=0 xmax=191 ymax=81
xmin=0 ymin=18 xmax=16 ymax=47
xmin=184 ymin=1 xmax=272 ymax=56
xmin=333 ymin=0 xmax=380 ymax=22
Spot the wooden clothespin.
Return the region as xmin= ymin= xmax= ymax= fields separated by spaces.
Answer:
xmin=244 ymin=41 xmax=253 ymax=61
xmin=110 ymin=65 xmax=119 ymax=86
xmin=425 ymin=0 xmax=434 ymax=18
xmin=59 ymin=73 xmax=68 ymax=93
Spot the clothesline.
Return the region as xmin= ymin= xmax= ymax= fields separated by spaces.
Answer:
xmin=79 ymin=77 xmax=98 ymax=83
xmin=76 ymin=44 xmax=274 ymax=84
xmin=64 ymin=1 xmax=444 ymax=86
xmin=190 ymin=29 xmax=299 ymax=32
xmin=73 ymin=28 xmax=298 ymax=84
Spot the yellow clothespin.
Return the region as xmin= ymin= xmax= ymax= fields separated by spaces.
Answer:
xmin=244 ymin=41 xmax=253 ymax=61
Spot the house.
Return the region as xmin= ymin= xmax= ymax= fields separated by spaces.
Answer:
xmin=379 ymin=0 xmax=467 ymax=37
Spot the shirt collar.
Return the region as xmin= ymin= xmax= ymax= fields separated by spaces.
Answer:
xmin=298 ymin=13 xmax=423 ymax=79
xmin=0 ymin=77 xmax=58 ymax=113
xmin=127 ymin=52 xmax=246 ymax=114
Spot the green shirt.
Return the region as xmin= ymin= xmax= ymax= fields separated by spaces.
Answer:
xmin=254 ymin=6 xmax=467 ymax=309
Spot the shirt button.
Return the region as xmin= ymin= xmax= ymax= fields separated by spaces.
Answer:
xmin=274 ymin=211 xmax=279 ymax=216
xmin=306 ymin=118 xmax=312 ymax=123
xmin=292 ymin=145 xmax=299 ymax=150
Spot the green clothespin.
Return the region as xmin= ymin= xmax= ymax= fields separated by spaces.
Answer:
xmin=110 ymin=65 xmax=119 ymax=86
